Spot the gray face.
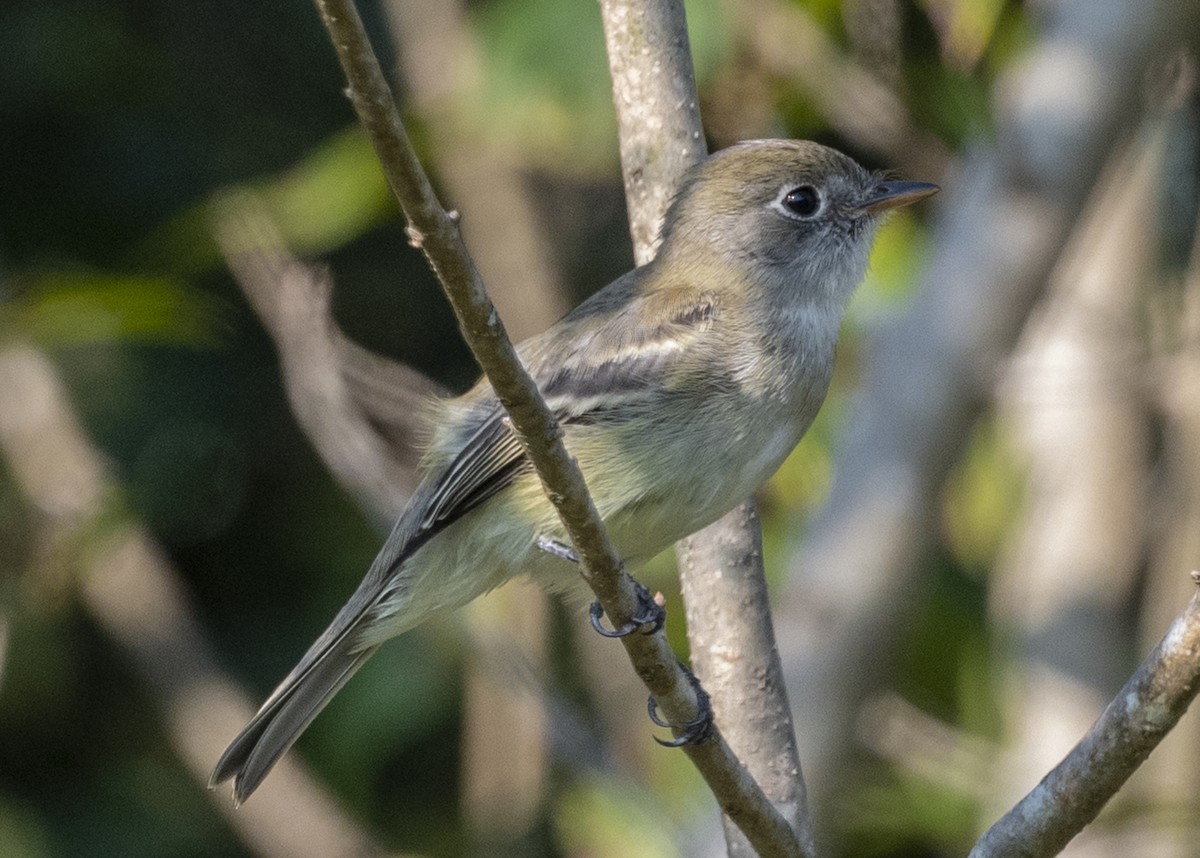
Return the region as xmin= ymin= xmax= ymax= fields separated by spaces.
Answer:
xmin=659 ymin=140 xmax=885 ymax=306
xmin=658 ymin=140 xmax=938 ymax=309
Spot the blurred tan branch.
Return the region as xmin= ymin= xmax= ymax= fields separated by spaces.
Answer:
xmin=732 ymin=0 xmax=950 ymax=179
xmin=777 ymin=0 xmax=1199 ymax=802
xmin=985 ymin=120 xmax=1164 ymax=852
xmin=382 ymin=0 xmax=568 ymax=341
xmin=311 ymin=0 xmax=802 ymax=854
xmin=1133 ymin=134 xmax=1200 ymax=851
xmin=381 ymin=2 xmax=562 ymax=846
xmin=0 ymin=345 xmax=395 ymax=858
xmin=211 ymin=192 xmax=442 ymax=524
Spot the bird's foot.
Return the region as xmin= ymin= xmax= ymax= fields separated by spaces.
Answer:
xmin=589 ymin=581 xmax=666 ymax=638
xmin=648 ymin=666 xmax=714 ymax=747
xmin=535 ymin=536 xmax=666 ymax=637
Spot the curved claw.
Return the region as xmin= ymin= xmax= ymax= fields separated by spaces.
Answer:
xmin=647 ymin=669 xmax=713 ymax=747
xmin=590 ymin=601 xmax=641 ymax=637
xmin=588 ymin=582 xmax=666 ymax=638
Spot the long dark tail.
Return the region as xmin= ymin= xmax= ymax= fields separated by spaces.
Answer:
xmin=209 ymin=595 xmax=381 ymax=804
xmin=210 ymin=474 xmax=441 ymax=803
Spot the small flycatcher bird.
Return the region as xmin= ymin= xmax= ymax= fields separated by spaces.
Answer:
xmin=211 ymin=139 xmax=938 ymax=803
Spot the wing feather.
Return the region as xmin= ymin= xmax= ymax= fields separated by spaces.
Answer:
xmin=413 ymin=286 xmax=720 ymax=535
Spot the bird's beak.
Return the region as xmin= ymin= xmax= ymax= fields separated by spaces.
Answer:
xmin=857 ymin=180 xmax=940 ymax=214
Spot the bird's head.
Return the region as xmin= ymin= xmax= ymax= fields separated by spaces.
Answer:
xmin=658 ymin=140 xmax=938 ymax=306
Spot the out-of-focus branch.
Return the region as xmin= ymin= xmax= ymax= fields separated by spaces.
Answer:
xmin=733 ymin=0 xmax=950 ymax=179
xmin=597 ymin=1 xmax=814 ymax=854
xmin=969 ymin=578 xmax=1200 ymax=858
xmin=0 ymin=345 xmax=395 ymax=858
xmin=382 ymin=0 xmax=567 ymax=340
xmin=211 ymin=192 xmax=442 ymax=523
xmin=776 ymin=0 xmax=1199 ymax=799
xmin=381 ymin=4 xmax=561 ymax=845
xmin=986 ymin=123 xmax=1163 ymax=828
xmin=1135 ymin=137 xmax=1200 ymax=849
xmin=310 ymin=1 xmax=801 ymax=854
xmin=678 ymin=502 xmax=814 ymax=857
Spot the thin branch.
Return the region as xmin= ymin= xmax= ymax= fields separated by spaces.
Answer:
xmin=310 ymin=1 xmax=801 ymax=854
xmin=970 ymin=577 xmax=1200 ymax=858
xmin=597 ymin=1 xmax=814 ymax=854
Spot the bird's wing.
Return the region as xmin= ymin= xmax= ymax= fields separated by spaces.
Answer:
xmin=209 ymin=287 xmax=721 ymax=802
xmin=416 ymin=286 xmax=721 ymax=534
xmin=417 ymin=411 xmax=530 ymax=530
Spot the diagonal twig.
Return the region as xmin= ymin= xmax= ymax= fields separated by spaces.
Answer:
xmin=310 ymin=0 xmax=802 ymax=854
xmin=0 ymin=345 xmax=398 ymax=858
xmin=970 ymin=576 xmax=1200 ymax=858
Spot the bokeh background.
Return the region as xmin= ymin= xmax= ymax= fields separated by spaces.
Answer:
xmin=2 ymin=0 xmax=1199 ymax=856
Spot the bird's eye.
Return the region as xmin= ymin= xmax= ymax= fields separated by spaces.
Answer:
xmin=781 ymin=185 xmax=821 ymax=218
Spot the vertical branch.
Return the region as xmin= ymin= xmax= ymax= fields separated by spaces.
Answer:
xmin=987 ymin=127 xmax=1162 ymax=823
xmin=678 ymin=502 xmax=815 ymax=856
xmin=598 ymin=1 xmax=813 ymax=854
xmin=598 ymin=0 xmax=705 ymax=265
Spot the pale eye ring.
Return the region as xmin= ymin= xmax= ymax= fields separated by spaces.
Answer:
xmin=781 ymin=185 xmax=821 ymax=217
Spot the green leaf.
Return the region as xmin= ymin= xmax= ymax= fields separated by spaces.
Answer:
xmin=133 ymin=127 xmax=393 ymax=276
xmin=3 ymin=271 xmax=223 ymax=348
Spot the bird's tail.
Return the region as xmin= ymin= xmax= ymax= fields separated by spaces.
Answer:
xmin=209 ymin=597 xmax=381 ymax=805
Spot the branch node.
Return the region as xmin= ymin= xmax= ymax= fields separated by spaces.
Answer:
xmin=535 ymin=536 xmax=578 ymax=564
xmin=404 ymin=225 xmax=425 ymax=248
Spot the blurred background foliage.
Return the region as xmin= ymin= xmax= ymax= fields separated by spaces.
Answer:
xmin=1 ymin=0 xmax=1197 ymax=857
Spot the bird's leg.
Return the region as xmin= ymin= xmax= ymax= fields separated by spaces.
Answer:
xmin=533 ymin=535 xmax=666 ymax=637
xmin=535 ymin=535 xmax=578 ymax=564
xmin=647 ymin=664 xmax=714 ymax=747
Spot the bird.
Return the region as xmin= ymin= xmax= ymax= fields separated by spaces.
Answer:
xmin=210 ymin=138 xmax=938 ymax=804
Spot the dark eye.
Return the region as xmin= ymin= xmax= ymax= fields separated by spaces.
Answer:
xmin=782 ymin=185 xmax=821 ymax=217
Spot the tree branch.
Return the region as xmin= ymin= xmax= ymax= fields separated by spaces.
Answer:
xmin=970 ymin=577 xmax=1200 ymax=857
xmin=311 ymin=1 xmax=801 ymax=854
xmin=597 ymin=1 xmax=813 ymax=853
xmin=678 ymin=502 xmax=815 ymax=856
xmin=598 ymin=0 xmax=706 ymax=267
